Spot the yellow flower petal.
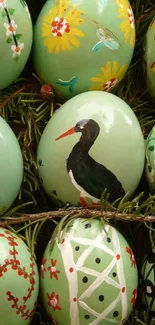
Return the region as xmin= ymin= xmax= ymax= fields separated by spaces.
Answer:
xmin=43 ymin=7 xmax=58 ymax=24
xmin=42 ymin=22 xmax=51 ymax=37
xmin=116 ymin=0 xmax=135 ymax=48
xmin=116 ymin=64 xmax=127 ymax=80
xmin=70 ymin=27 xmax=84 ymax=37
xmin=111 ymin=61 xmax=119 ymax=75
xmin=89 ymin=61 xmax=127 ymax=91
xmin=65 ymin=7 xmax=84 ymax=25
xmin=41 ymin=0 xmax=84 ymax=54
xmin=57 ymin=0 xmax=70 ymax=17
xmin=101 ymin=61 xmax=111 ymax=82
xmin=150 ymin=20 xmax=155 ymax=29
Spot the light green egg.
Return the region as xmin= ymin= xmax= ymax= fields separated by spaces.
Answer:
xmin=40 ymin=218 xmax=138 ymax=325
xmin=0 ymin=227 xmax=39 ymax=325
xmin=37 ymin=91 xmax=145 ymax=207
xmin=0 ymin=116 xmax=23 ymax=215
xmin=143 ymin=16 xmax=155 ymax=100
xmin=0 ymin=0 xmax=33 ymax=89
xmin=33 ymin=0 xmax=136 ymax=98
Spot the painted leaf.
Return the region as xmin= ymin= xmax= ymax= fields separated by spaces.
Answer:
xmin=1 ymin=9 xmax=6 ymax=18
xmin=14 ymin=56 xmax=19 ymax=62
xmin=16 ymin=34 xmax=22 ymax=40
xmin=8 ymin=8 xmax=15 ymax=15
xmin=20 ymin=0 xmax=26 ymax=7
xmin=6 ymin=37 xmax=12 ymax=44
xmin=148 ymin=145 xmax=154 ymax=151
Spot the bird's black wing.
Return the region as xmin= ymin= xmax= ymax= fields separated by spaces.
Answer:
xmin=68 ymin=152 xmax=125 ymax=202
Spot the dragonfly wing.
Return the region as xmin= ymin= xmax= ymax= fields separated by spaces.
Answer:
xmin=92 ymin=41 xmax=105 ymax=52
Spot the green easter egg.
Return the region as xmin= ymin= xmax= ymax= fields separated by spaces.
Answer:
xmin=33 ymin=0 xmax=135 ymax=98
xmin=145 ymin=125 xmax=155 ymax=192
xmin=40 ymin=218 xmax=138 ymax=325
xmin=143 ymin=16 xmax=155 ymax=100
xmin=142 ymin=252 xmax=155 ymax=315
xmin=0 ymin=116 xmax=23 ymax=215
xmin=0 ymin=0 xmax=33 ymax=89
xmin=0 ymin=227 xmax=39 ymax=325
xmin=37 ymin=91 xmax=145 ymax=207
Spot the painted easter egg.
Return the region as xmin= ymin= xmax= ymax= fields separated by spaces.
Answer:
xmin=33 ymin=0 xmax=135 ymax=98
xmin=141 ymin=251 xmax=155 ymax=316
xmin=0 ymin=116 xmax=23 ymax=215
xmin=0 ymin=0 xmax=33 ymax=90
xmin=145 ymin=125 xmax=155 ymax=193
xmin=143 ymin=16 xmax=155 ymax=100
xmin=0 ymin=227 xmax=39 ymax=325
xmin=37 ymin=91 xmax=145 ymax=208
xmin=40 ymin=218 xmax=138 ymax=325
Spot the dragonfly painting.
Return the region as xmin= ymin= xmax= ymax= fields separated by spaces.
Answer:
xmin=92 ymin=28 xmax=120 ymax=52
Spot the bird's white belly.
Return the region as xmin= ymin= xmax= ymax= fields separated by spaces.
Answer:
xmin=69 ymin=170 xmax=100 ymax=203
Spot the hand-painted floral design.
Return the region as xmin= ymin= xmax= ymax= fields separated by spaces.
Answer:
xmin=4 ymin=20 xmax=17 ymax=36
xmin=47 ymin=292 xmax=62 ymax=311
xmin=41 ymin=258 xmax=47 ymax=279
xmin=42 ymin=0 xmax=84 ymax=54
xmin=126 ymin=246 xmax=136 ymax=267
xmin=0 ymin=2 xmax=24 ymax=61
xmin=89 ymin=61 xmax=127 ymax=91
xmin=0 ymin=0 xmax=7 ymax=8
xmin=0 ymin=229 xmax=37 ymax=320
xmin=131 ymin=288 xmax=137 ymax=305
xmin=116 ymin=0 xmax=135 ymax=48
xmin=11 ymin=42 xmax=24 ymax=58
xmin=47 ymin=259 xmax=60 ymax=280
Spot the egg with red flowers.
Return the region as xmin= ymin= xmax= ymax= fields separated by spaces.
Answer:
xmin=0 ymin=227 xmax=39 ymax=325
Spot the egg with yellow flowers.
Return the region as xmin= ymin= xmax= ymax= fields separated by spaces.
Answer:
xmin=33 ymin=0 xmax=136 ymax=98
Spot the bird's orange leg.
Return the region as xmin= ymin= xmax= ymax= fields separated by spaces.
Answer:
xmin=80 ymin=196 xmax=88 ymax=207
xmin=91 ymin=201 xmax=100 ymax=208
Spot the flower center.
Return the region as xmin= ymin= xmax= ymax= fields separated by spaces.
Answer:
xmin=51 ymin=17 xmax=70 ymax=37
xmin=128 ymin=6 xmax=134 ymax=29
xmin=50 ymin=297 xmax=58 ymax=307
xmin=8 ymin=25 xmax=15 ymax=32
xmin=15 ymin=47 xmax=20 ymax=53
xmin=51 ymin=266 xmax=56 ymax=273
xmin=103 ymin=78 xmax=117 ymax=91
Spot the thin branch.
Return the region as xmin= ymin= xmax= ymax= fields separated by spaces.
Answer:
xmin=1 ymin=209 xmax=155 ymax=226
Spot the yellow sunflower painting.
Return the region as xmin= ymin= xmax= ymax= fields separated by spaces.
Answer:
xmin=42 ymin=0 xmax=84 ymax=54
xmin=150 ymin=21 xmax=155 ymax=29
xmin=89 ymin=61 xmax=127 ymax=92
xmin=116 ymin=0 xmax=135 ymax=48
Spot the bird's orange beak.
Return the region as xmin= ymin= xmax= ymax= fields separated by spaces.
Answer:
xmin=55 ymin=127 xmax=75 ymax=141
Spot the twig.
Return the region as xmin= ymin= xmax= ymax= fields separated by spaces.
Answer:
xmin=1 ymin=209 xmax=155 ymax=226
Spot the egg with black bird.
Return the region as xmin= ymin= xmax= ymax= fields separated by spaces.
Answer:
xmin=37 ymin=91 xmax=145 ymax=207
